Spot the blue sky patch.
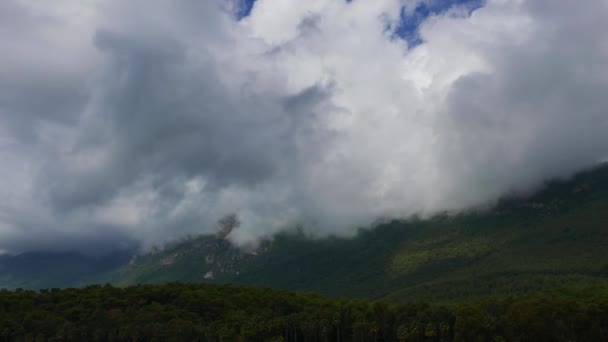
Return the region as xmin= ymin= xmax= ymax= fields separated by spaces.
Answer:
xmin=235 ymin=0 xmax=484 ymax=47
xmin=394 ymin=0 xmax=484 ymax=46
xmin=235 ymin=0 xmax=257 ymax=19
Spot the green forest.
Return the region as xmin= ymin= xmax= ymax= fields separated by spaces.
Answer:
xmin=2 ymin=282 xmax=608 ymax=342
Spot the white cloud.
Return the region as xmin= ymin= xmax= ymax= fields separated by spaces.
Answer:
xmin=0 ymin=0 xmax=607 ymax=253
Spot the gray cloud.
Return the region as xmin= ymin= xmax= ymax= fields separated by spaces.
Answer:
xmin=0 ymin=2 xmax=90 ymax=143
xmin=434 ymin=0 xmax=608 ymax=207
xmin=0 ymin=0 xmax=607 ymax=254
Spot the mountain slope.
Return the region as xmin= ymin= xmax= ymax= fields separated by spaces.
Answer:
xmin=100 ymin=164 xmax=608 ymax=302
xmin=0 ymin=251 xmax=130 ymax=289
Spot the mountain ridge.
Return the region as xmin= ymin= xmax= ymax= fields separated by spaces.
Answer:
xmin=104 ymin=163 xmax=608 ymax=302
xmin=2 ymin=163 xmax=608 ymax=303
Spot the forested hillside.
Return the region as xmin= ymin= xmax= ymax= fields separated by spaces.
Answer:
xmin=2 ymin=164 xmax=608 ymax=304
xmin=104 ymin=164 xmax=608 ymax=302
xmin=2 ymin=283 xmax=608 ymax=341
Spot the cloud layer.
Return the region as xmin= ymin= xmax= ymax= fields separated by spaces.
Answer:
xmin=1 ymin=0 xmax=607 ymax=253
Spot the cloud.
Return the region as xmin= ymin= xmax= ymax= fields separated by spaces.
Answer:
xmin=0 ymin=0 xmax=607 ymax=254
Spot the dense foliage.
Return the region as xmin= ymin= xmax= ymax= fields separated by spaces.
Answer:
xmin=2 ymin=283 xmax=608 ymax=342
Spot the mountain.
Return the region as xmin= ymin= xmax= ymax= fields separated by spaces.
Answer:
xmin=0 ymin=251 xmax=130 ymax=290
xmin=2 ymin=164 xmax=608 ymax=303
xmin=98 ymin=163 xmax=608 ymax=302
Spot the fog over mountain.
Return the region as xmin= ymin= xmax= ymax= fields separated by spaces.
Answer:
xmin=0 ymin=0 xmax=607 ymax=254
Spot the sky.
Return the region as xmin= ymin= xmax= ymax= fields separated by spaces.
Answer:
xmin=1 ymin=0 xmax=608 ymax=254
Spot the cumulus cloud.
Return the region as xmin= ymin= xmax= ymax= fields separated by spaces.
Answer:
xmin=0 ymin=0 xmax=607 ymax=254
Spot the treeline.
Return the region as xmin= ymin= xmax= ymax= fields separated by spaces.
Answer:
xmin=1 ymin=283 xmax=607 ymax=341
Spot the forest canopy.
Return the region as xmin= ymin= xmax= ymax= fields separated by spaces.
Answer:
xmin=1 ymin=283 xmax=608 ymax=342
